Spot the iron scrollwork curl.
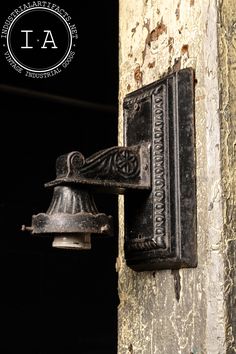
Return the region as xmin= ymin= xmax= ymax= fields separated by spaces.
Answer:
xmin=79 ymin=146 xmax=140 ymax=180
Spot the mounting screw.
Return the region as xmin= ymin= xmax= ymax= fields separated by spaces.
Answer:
xmin=101 ymin=225 xmax=110 ymax=234
xmin=21 ymin=225 xmax=33 ymax=232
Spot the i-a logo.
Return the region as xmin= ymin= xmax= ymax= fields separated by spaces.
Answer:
xmin=1 ymin=2 xmax=78 ymax=78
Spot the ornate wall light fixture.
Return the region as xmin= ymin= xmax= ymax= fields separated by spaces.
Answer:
xmin=22 ymin=68 xmax=196 ymax=271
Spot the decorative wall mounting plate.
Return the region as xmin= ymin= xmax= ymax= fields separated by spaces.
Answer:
xmin=123 ymin=68 xmax=196 ymax=271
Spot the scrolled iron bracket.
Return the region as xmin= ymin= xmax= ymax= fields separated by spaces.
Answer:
xmin=45 ymin=144 xmax=151 ymax=193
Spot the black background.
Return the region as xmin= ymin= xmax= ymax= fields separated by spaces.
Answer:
xmin=0 ymin=1 xmax=118 ymax=353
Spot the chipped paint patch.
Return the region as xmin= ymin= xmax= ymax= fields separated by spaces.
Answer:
xmin=181 ymin=44 xmax=189 ymax=55
xmin=168 ymin=36 xmax=174 ymax=53
xmin=134 ymin=65 xmax=143 ymax=86
xmin=147 ymin=18 xmax=167 ymax=45
xmin=175 ymin=1 xmax=181 ymax=21
xmin=148 ymin=61 xmax=155 ymax=68
xmin=131 ymin=22 xmax=139 ymax=37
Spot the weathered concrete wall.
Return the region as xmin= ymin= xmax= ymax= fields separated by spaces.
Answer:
xmin=118 ymin=1 xmax=231 ymax=353
xmin=218 ymin=1 xmax=236 ymax=352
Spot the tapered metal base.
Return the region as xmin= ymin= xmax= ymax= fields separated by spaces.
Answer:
xmin=28 ymin=185 xmax=113 ymax=250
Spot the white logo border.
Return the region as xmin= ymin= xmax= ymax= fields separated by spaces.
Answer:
xmin=6 ymin=6 xmax=73 ymax=73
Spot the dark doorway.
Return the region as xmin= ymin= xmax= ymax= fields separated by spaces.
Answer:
xmin=0 ymin=2 xmax=118 ymax=353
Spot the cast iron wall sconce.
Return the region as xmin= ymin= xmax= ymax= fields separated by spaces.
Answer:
xmin=23 ymin=68 xmax=196 ymax=271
